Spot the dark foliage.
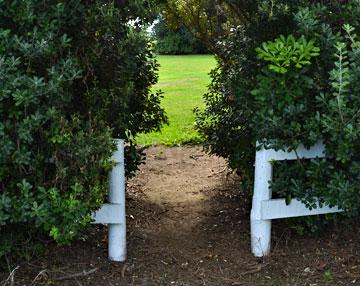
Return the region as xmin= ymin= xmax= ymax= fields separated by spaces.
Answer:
xmin=196 ymin=1 xmax=360 ymax=213
xmin=0 ymin=0 xmax=167 ymax=261
xmin=153 ymin=16 xmax=209 ymax=55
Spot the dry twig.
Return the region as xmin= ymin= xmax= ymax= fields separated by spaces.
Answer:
xmin=121 ymin=264 xmax=127 ymax=278
xmin=30 ymin=269 xmax=48 ymax=285
xmin=3 ymin=266 xmax=19 ymax=286
xmin=52 ymin=268 xmax=98 ymax=281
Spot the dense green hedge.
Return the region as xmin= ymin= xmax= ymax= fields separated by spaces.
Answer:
xmin=0 ymin=0 xmax=166 ymax=260
xmin=153 ymin=17 xmax=208 ymax=55
xmin=196 ymin=1 xmax=360 ymax=214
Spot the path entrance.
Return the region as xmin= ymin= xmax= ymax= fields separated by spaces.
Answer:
xmin=121 ymin=146 xmax=359 ymax=286
xmin=129 ymin=145 xmax=234 ymax=235
xmin=4 ymin=146 xmax=359 ymax=285
xmin=126 ymin=145 xmax=258 ymax=285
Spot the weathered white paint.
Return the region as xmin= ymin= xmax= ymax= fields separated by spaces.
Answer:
xmin=92 ymin=204 xmax=124 ymax=224
xmin=261 ymin=199 xmax=342 ymax=220
xmin=261 ymin=141 xmax=326 ymax=161
xmin=251 ymin=141 xmax=342 ymax=257
xmin=92 ymin=139 xmax=126 ymax=262
xmin=250 ymin=144 xmax=273 ymax=256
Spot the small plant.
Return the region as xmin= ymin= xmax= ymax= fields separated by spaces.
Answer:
xmin=255 ymin=35 xmax=320 ymax=74
xmin=323 ymin=270 xmax=333 ymax=281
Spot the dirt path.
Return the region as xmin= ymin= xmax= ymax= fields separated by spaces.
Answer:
xmin=123 ymin=146 xmax=360 ymax=286
xmin=129 ymin=145 xmax=231 ymax=238
xmin=125 ymin=146 xmax=255 ymax=286
xmin=2 ymin=146 xmax=359 ymax=286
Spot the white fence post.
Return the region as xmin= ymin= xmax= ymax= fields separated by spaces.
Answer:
xmin=108 ymin=139 xmax=126 ymax=261
xmin=250 ymin=141 xmax=342 ymax=257
xmin=92 ymin=139 xmax=126 ymax=262
xmin=250 ymin=146 xmax=273 ymax=257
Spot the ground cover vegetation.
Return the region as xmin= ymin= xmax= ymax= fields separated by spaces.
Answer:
xmin=0 ymin=0 xmax=167 ymax=263
xmin=136 ymin=54 xmax=216 ymax=145
xmin=153 ymin=16 xmax=208 ymax=55
xmin=186 ymin=0 xmax=360 ymax=214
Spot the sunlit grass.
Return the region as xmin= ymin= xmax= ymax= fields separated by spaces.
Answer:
xmin=136 ymin=54 xmax=216 ymax=145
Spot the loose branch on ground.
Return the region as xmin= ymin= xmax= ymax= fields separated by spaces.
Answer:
xmin=52 ymin=268 xmax=98 ymax=281
xmin=2 ymin=266 xmax=19 ymax=286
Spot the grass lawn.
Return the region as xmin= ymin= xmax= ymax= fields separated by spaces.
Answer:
xmin=136 ymin=54 xmax=216 ymax=145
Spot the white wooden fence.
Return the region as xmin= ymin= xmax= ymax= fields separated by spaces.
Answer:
xmin=86 ymin=139 xmax=343 ymax=260
xmin=92 ymin=139 xmax=126 ymax=262
xmin=250 ymin=141 xmax=343 ymax=257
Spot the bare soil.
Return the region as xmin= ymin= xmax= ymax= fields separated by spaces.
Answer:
xmin=1 ymin=146 xmax=360 ymax=285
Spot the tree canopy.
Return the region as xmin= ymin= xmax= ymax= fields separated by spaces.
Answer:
xmin=163 ymin=0 xmax=258 ymax=55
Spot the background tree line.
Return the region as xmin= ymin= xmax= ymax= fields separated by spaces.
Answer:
xmin=152 ymin=16 xmax=208 ymax=55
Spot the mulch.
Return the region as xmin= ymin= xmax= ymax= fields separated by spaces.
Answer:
xmin=1 ymin=146 xmax=359 ymax=286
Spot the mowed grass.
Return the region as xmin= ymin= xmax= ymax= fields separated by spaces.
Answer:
xmin=136 ymin=54 xmax=216 ymax=145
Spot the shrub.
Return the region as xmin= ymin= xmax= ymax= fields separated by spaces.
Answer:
xmin=196 ymin=1 xmax=360 ymax=213
xmin=257 ymin=19 xmax=360 ymax=215
xmin=0 ymin=0 xmax=166 ymax=261
xmin=196 ymin=0 xmax=300 ymax=183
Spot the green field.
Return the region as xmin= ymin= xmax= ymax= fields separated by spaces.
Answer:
xmin=136 ymin=54 xmax=216 ymax=145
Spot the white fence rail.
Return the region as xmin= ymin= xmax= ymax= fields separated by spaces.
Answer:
xmin=250 ymin=141 xmax=343 ymax=257
xmin=92 ymin=139 xmax=126 ymax=262
xmin=87 ymin=139 xmax=344 ymax=260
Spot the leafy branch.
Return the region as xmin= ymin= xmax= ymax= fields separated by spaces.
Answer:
xmin=255 ymin=35 xmax=320 ymax=74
